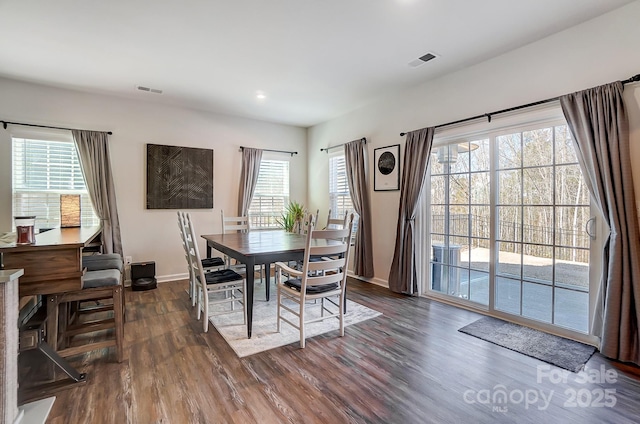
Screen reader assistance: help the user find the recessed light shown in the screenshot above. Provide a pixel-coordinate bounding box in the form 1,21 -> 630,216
256,90 -> 267,100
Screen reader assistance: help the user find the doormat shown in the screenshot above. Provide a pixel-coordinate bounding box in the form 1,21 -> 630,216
459,316 -> 596,372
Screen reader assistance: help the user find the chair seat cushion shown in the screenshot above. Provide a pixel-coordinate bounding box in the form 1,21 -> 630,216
202,256 -> 225,268
284,278 -> 339,294
83,269 -> 121,288
83,254 -> 124,272
201,269 -> 243,285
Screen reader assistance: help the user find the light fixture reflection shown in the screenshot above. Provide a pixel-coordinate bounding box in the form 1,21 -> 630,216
435,142 -> 478,164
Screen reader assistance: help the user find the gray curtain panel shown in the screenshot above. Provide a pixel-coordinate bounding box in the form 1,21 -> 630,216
237,148 -> 263,216
72,130 -> 123,256
388,127 -> 435,294
560,81 -> 640,365
344,138 -> 374,278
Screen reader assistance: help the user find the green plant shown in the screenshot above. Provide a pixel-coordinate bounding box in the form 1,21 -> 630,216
277,201 -> 307,232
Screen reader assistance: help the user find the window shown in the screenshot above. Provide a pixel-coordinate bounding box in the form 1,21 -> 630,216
12,137 -> 98,230
329,155 -> 353,219
329,154 -> 359,241
248,159 -> 289,228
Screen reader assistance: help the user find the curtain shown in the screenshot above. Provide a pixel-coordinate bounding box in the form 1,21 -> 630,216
344,138 -> 374,278
72,130 -> 123,256
388,127 -> 435,294
237,148 -> 263,216
560,81 -> 640,365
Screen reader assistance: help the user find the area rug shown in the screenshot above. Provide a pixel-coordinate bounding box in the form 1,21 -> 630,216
459,316 -> 596,372
208,284 -> 382,357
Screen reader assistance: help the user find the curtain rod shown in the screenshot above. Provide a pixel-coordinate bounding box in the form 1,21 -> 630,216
239,146 -> 297,156
399,73 -> 640,137
320,137 -> 366,153
0,120 -> 113,135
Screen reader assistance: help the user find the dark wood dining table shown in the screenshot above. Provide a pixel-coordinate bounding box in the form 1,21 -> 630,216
201,230 -> 309,338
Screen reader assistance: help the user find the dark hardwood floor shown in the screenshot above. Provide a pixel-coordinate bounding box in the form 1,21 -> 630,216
43,278 -> 640,424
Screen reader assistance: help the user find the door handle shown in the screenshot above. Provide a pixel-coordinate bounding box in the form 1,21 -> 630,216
585,217 -> 596,240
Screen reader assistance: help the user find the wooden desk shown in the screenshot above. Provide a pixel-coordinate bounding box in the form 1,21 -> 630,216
0,226 -> 101,350
202,230 -> 309,339
0,227 -> 99,402
0,226 -> 102,298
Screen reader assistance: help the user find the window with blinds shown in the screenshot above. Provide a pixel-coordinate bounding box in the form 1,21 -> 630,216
329,155 -> 353,218
12,138 -> 99,230
248,159 -> 289,229
329,154 -> 358,242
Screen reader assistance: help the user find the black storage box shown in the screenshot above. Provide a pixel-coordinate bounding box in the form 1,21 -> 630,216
131,261 -> 157,291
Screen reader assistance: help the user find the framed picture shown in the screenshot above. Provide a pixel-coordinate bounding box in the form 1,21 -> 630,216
146,144 -> 214,209
374,144 -> 400,191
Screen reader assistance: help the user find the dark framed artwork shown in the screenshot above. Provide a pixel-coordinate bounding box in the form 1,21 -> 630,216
374,144 -> 400,191
146,143 -> 214,209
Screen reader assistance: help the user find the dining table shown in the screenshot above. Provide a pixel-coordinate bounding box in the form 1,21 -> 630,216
201,230 -> 309,338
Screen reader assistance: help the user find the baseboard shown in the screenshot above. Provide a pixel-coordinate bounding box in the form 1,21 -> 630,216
125,272 -> 188,286
141,272 -> 389,288
347,272 -> 389,288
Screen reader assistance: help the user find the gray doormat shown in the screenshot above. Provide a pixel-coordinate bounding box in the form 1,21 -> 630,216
459,316 -> 596,372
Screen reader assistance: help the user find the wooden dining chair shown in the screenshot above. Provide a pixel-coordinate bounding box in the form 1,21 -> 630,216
275,213 -> 354,348
185,213 -> 246,332
324,209 -> 349,229
178,211 -> 225,306
220,211 -> 264,283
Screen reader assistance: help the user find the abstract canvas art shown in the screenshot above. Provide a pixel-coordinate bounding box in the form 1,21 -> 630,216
146,144 -> 213,209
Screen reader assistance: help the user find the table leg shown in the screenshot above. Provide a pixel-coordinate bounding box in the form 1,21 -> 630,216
245,258 -> 255,338
206,244 -> 212,259
265,262 -> 271,301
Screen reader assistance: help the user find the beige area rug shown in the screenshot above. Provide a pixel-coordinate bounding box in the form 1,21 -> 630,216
208,283 -> 382,357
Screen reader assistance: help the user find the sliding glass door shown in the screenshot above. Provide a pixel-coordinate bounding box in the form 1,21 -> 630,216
425,114 -> 599,339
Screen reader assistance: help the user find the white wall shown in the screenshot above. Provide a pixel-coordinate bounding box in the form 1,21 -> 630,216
0,80 -> 307,280
308,1 -> 640,287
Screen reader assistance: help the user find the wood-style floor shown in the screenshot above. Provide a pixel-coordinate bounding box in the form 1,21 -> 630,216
43,279 -> 640,424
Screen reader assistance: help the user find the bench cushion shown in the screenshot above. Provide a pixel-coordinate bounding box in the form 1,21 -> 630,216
83,269 -> 121,289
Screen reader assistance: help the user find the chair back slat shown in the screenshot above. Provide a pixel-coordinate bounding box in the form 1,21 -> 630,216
306,257 -> 347,272
305,270 -> 345,287
221,211 -> 250,233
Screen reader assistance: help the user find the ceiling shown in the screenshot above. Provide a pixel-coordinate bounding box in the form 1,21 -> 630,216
0,0 -> 633,127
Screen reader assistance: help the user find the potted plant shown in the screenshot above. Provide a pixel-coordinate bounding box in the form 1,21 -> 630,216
278,201 -> 306,233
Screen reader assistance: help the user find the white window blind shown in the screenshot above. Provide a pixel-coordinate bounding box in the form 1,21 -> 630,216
329,155 -> 353,219
329,154 -> 359,242
12,138 -> 99,230
248,159 -> 289,229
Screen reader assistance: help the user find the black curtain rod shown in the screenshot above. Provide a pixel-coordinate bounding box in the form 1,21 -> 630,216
320,137 -> 366,153
399,73 -> 640,137
239,146 -> 297,156
0,120 -> 113,135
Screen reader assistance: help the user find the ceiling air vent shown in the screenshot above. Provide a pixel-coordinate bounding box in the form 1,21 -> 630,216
408,52 -> 438,68
136,85 -> 163,94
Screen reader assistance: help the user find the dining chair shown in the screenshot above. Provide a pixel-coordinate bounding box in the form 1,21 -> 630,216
220,211 -> 264,283
178,212 -> 225,306
324,209 -> 349,229
185,213 -> 246,332
275,213 -> 354,348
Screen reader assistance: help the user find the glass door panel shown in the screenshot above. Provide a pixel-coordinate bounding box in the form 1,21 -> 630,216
427,122 -> 595,339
